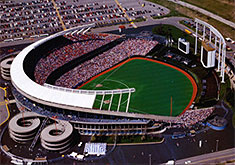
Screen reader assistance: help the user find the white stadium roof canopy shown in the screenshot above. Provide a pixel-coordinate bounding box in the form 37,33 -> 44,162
11,24 -> 96,109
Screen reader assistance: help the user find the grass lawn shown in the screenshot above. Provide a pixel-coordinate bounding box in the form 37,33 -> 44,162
80,58 -> 197,116
181,0 -> 235,22
148,0 -> 235,39
92,135 -> 163,144
152,24 -> 195,43
152,24 -> 198,52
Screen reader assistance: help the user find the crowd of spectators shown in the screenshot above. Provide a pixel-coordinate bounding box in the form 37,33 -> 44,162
171,107 -> 214,128
34,33 -> 120,85
14,84 -> 214,131
55,39 -> 158,88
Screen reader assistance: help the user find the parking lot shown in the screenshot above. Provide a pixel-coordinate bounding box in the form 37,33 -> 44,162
0,0 -> 169,44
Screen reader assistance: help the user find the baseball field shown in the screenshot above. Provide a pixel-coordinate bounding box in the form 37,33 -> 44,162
80,57 -> 197,116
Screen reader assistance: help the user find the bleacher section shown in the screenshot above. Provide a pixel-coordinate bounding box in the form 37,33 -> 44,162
55,39 -> 158,88
34,32 -> 120,85
23,35 -> 73,81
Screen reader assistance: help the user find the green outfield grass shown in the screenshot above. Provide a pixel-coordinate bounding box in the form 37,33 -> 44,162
80,58 -> 196,116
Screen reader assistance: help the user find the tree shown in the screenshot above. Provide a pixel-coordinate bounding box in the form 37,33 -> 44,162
90,135 -> 96,142
141,135 -> 146,141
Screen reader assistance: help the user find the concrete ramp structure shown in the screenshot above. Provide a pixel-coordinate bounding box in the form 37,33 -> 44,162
8,112 -> 42,143
40,120 -> 73,152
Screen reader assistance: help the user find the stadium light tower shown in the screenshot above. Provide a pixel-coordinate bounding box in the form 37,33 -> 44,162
194,18 -> 226,83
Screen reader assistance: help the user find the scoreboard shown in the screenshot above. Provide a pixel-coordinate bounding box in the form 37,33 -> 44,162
201,41 -> 216,68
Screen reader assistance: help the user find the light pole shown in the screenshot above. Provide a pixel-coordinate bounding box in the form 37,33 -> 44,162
149,154 -> 152,165
216,140 -> 219,152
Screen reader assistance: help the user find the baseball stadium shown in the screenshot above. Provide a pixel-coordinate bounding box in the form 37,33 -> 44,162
0,0 -> 234,164
6,19 -> 229,156
11,23 -> 198,119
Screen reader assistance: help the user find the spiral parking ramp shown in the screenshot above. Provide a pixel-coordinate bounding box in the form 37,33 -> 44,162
40,120 -> 73,152
0,57 -> 14,80
8,112 -> 41,143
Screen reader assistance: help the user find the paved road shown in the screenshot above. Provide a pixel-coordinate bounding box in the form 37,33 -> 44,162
0,36 -> 44,48
77,101 -> 234,165
1,16 -> 189,48
168,0 -> 235,29
93,15 -> 234,67
0,87 -> 9,126
92,16 -> 191,33
0,0 -> 169,46
175,147 -> 235,164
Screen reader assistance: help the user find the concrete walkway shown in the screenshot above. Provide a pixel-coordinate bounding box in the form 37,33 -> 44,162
92,16 -> 191,33
107,138 -> 165,146
168,0 -> 235,29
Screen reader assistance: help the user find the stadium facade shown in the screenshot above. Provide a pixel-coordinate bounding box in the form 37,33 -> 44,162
11,24 -> 169,138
